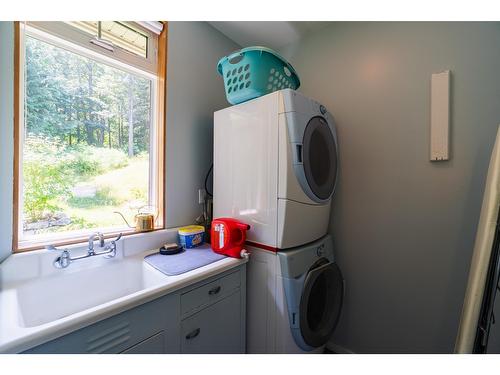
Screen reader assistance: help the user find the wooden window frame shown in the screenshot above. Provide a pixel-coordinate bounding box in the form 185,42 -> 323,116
12,21 -> 167,253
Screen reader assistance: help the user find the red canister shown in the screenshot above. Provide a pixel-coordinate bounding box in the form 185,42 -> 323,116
211,218 -> 250,258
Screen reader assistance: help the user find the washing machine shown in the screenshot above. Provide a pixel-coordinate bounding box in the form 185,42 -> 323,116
214,89 -> 338,250
246,234 -> 344,353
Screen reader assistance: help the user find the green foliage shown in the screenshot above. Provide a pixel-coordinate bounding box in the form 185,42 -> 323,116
68,186 -> 122,208
129,188 -> 147,203
65,145 -> 129,177
23,136 -> 72,221
35,216 -> 96,234
68,216 -> 94,229
22,135 -> 130,222
66,152 -> 101,176
23,165 -> 69,221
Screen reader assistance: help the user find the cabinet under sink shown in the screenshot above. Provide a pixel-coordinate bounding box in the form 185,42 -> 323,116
22,265 -> 246,354
181,291 -> 242,354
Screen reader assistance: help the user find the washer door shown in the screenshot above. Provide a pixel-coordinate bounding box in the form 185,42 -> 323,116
299,259 -> 344,348
298,116 -> 338,202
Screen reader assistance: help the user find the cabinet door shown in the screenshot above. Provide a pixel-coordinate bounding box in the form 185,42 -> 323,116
23,295 -> 171,354
121,331 -> 165,354
181,291 -> 242,354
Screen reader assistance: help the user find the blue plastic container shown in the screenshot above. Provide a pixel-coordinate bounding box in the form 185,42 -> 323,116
217,46 -> 301,105
178,225 -> 205,249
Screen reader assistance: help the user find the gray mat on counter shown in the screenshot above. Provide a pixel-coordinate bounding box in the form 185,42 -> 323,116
144,243 -> 226,276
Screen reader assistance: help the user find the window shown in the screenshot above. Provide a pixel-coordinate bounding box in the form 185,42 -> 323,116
13,21 -> 167,251
66,22 -> 149,58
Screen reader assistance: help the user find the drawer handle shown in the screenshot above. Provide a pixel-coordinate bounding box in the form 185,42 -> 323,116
185,328 -> 200,340
208,286 -> 221,295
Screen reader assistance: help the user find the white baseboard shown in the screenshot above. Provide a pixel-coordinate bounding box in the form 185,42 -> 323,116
326,341 -> 355,354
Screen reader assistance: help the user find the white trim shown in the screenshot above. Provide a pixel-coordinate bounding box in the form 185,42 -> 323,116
455,125 -> 500,353
27,21 -> 158,76
18,22 -> 27,245
26,25 -> 156,80
136,21 -> 164,35
148,79 -> 158,218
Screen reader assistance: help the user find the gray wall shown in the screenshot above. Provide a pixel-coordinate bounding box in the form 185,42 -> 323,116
280,22 -> 500,353
165,22 -> 239,227
0,22 -> 14,263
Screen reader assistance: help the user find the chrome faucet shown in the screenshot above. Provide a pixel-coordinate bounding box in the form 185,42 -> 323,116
88,232 -> 105,256
48,232 -> 123,269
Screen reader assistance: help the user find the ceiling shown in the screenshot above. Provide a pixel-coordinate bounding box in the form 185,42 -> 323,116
208,21 -> 331,50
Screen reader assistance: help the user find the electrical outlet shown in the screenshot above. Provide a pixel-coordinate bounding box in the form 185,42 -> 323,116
198,188 -> 206,204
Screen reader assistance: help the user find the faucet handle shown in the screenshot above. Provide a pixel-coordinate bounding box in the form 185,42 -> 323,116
102,233 -> 123,259
113,233 -> 123,242
107,233 -> 123,249
97,232 -> 105,248
54,250 -> 71,269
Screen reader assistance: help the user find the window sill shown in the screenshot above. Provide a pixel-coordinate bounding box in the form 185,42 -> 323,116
9,227 -> 182,262
15,226 -> 167,253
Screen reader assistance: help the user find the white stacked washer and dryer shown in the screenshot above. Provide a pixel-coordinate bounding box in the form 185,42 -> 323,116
214,89 -> 344,353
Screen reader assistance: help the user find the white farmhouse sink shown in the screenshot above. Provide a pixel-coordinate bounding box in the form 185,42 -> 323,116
0,229 -> 245,354
16,258 -> 166,327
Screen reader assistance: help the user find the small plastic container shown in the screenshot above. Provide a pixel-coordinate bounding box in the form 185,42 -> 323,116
217,46 -> 301,105
178,225 -> 205,249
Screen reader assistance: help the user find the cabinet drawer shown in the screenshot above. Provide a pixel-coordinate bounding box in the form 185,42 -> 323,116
181,291 -> 242,354
181,271 -> 240,317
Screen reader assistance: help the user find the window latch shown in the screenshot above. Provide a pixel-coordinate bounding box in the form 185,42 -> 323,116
90,37 -> 114,52
90,21 -> 114,52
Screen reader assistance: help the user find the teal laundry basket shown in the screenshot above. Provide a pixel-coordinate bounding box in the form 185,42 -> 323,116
217,46 -> 301,105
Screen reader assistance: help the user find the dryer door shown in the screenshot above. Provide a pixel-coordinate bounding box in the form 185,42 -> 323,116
297,116 -> 338,203
299,259 -> 344,348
